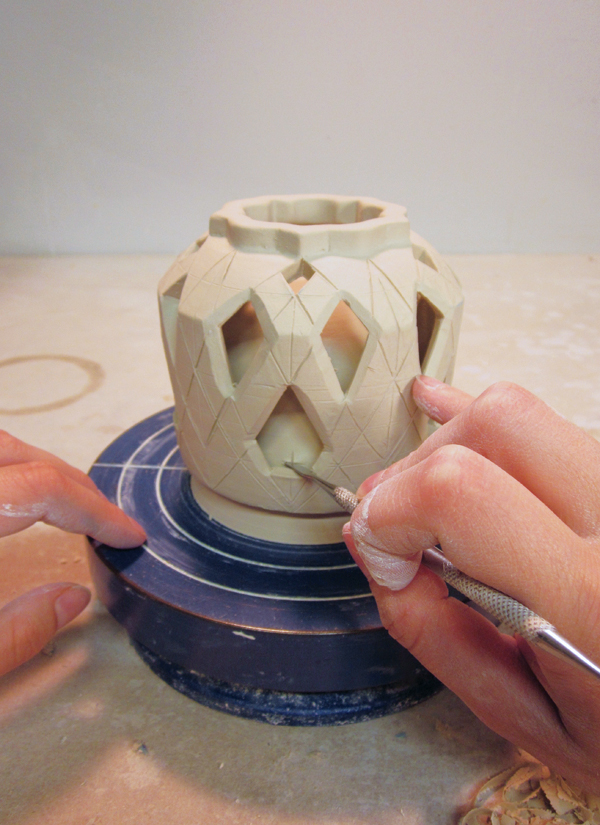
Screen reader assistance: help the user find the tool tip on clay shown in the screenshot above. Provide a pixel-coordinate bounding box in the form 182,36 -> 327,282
284,461 -> 315,478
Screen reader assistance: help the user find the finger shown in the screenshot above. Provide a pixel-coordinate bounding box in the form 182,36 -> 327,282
365,382 -> 600,537
412,375 -> 474,423
0,430 -> 100,494
344,506 -> 422,590
348,444 -> 600,652
0,462 -> 146,547
0,583 -> 91,678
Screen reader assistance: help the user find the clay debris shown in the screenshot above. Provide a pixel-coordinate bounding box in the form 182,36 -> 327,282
460,762 -> 600,825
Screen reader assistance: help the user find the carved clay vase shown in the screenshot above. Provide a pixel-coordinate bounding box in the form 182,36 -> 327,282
158,195 -> 462,520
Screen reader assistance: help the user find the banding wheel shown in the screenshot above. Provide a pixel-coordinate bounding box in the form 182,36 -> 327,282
88,408 -> 442,726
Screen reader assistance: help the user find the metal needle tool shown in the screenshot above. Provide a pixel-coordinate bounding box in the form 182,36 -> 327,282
285,461 -> 600,680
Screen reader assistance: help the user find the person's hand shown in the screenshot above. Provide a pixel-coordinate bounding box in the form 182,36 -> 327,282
0,431 -> 145,678
343,377 -> 600,792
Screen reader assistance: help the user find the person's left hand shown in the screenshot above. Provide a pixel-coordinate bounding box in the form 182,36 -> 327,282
0,431 -> 146,678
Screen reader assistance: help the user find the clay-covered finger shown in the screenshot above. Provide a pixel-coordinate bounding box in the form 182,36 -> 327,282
412,375 -> 475,423
0,461 -> 146,546
0,583 -> 91,678
348,444 -> 600,652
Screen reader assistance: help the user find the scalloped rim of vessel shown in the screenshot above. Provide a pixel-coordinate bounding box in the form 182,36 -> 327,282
208,194 -> 411,259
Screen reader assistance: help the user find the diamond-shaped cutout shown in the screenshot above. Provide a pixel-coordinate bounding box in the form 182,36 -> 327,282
221,301 -> 264,386
320,301 -> 369,393
283,259 -> 315,295
256,387 -> 323,469
417,293 -> 443,368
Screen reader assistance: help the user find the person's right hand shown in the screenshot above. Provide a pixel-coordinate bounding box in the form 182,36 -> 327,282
0,431 -> 145,678
344,378 -> 600,793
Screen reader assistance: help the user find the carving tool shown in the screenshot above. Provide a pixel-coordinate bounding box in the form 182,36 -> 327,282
285,461 -> 600,680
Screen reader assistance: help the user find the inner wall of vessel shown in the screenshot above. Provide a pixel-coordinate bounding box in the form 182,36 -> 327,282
243,197 -> 383,226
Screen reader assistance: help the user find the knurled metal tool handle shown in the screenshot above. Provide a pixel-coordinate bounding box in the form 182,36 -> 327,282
421,547 -> 600,676
421,547 -> 549,641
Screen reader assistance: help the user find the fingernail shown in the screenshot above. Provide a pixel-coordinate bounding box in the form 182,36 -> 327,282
38,582 -> 71,596
118,513 -> 146,550
54,585 -> 91,630
351,490 -> 421,590
413,376 -> 448,420
130,518 -> 147,540
415,375 -> 444,389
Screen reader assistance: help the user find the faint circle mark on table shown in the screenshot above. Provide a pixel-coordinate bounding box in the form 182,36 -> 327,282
0,355 -> 105,415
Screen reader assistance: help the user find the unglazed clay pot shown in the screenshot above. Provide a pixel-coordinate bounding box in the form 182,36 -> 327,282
158,195 -> 462,520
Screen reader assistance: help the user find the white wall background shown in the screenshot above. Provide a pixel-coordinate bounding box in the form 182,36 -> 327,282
1,0 -> 598,255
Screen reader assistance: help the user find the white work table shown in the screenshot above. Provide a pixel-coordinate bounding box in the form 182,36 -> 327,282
1,254 -> 598,824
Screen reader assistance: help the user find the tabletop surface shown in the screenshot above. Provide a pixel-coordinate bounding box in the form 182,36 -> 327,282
1,253 -> 598,825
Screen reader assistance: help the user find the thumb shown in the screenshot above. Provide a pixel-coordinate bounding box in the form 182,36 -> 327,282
0,582 -> 91,677
346,486 -> 422,590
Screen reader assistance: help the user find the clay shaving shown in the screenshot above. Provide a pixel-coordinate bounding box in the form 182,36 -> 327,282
460,762 -> 600,825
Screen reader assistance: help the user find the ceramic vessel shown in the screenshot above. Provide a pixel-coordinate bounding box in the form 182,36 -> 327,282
158,195 -> 463,518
